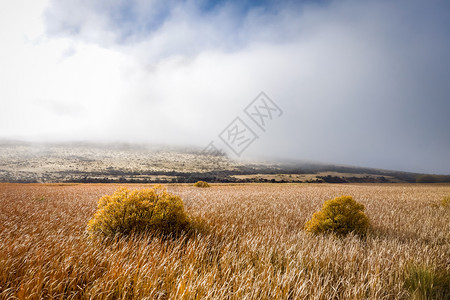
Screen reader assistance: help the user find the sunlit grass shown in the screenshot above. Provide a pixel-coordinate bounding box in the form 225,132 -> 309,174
0,183 -> 449,299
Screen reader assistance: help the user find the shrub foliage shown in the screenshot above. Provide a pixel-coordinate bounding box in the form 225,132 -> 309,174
305,195 -> 370,235
194,181 -> 210,188
87,186 -> 189,237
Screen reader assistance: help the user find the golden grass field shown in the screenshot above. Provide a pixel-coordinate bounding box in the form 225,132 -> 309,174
0,183 -> 449,299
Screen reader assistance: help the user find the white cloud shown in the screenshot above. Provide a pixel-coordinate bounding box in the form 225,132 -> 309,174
0,0 -> 449,173
0,0 -> 139,140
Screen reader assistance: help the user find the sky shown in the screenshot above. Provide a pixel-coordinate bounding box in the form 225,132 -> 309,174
0,0 -> 449,174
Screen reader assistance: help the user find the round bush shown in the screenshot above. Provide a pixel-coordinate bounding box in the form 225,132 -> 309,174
193,181 -> 210,188
87,186 -> 189,237
305,195 -> 370,236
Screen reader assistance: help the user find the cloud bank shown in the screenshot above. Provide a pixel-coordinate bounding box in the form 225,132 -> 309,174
0,0 -> 449,174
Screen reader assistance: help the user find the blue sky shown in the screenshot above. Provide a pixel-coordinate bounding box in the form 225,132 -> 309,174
0,0 -> 449,174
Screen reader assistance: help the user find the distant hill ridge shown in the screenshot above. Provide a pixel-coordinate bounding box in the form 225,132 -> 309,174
0,141 -> 448,184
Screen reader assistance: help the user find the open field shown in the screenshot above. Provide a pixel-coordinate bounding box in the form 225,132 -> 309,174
0,183 -> 449,299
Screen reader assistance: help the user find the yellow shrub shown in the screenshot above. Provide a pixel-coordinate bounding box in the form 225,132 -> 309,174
193,181 -> 210,188
441,196 -> 450,208
305,195 -> 370,236
87,186 -> 189,237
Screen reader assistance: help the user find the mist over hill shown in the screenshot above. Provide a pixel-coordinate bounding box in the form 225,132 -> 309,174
1,141 -> 448,184
2,0 -> 450,175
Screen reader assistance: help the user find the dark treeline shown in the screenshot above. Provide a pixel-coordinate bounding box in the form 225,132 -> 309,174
415,174 -> 450,183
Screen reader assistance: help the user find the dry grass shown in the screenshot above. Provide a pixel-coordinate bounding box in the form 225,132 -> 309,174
0,183 -> 449,299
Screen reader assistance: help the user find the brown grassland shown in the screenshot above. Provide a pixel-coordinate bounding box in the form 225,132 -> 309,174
0,183 -> 449,299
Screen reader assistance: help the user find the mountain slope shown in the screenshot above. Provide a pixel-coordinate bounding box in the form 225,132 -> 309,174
0,141 -> 448,183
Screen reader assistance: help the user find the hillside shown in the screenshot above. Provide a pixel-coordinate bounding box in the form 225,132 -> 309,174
0,141 -> 447,184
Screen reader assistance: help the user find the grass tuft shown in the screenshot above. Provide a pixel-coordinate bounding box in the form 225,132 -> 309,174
404,263 -> 450,299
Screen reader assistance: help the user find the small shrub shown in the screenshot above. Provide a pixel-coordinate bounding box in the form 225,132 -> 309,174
404,263 -> 450,299
194,181 -> 210,188
32,195 -> 46,202
305,195 -> 370,236
441,196 -> 450,208
87,186 -> 189,237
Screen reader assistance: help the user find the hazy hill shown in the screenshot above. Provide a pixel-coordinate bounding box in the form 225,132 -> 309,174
0,141 -> 448,184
